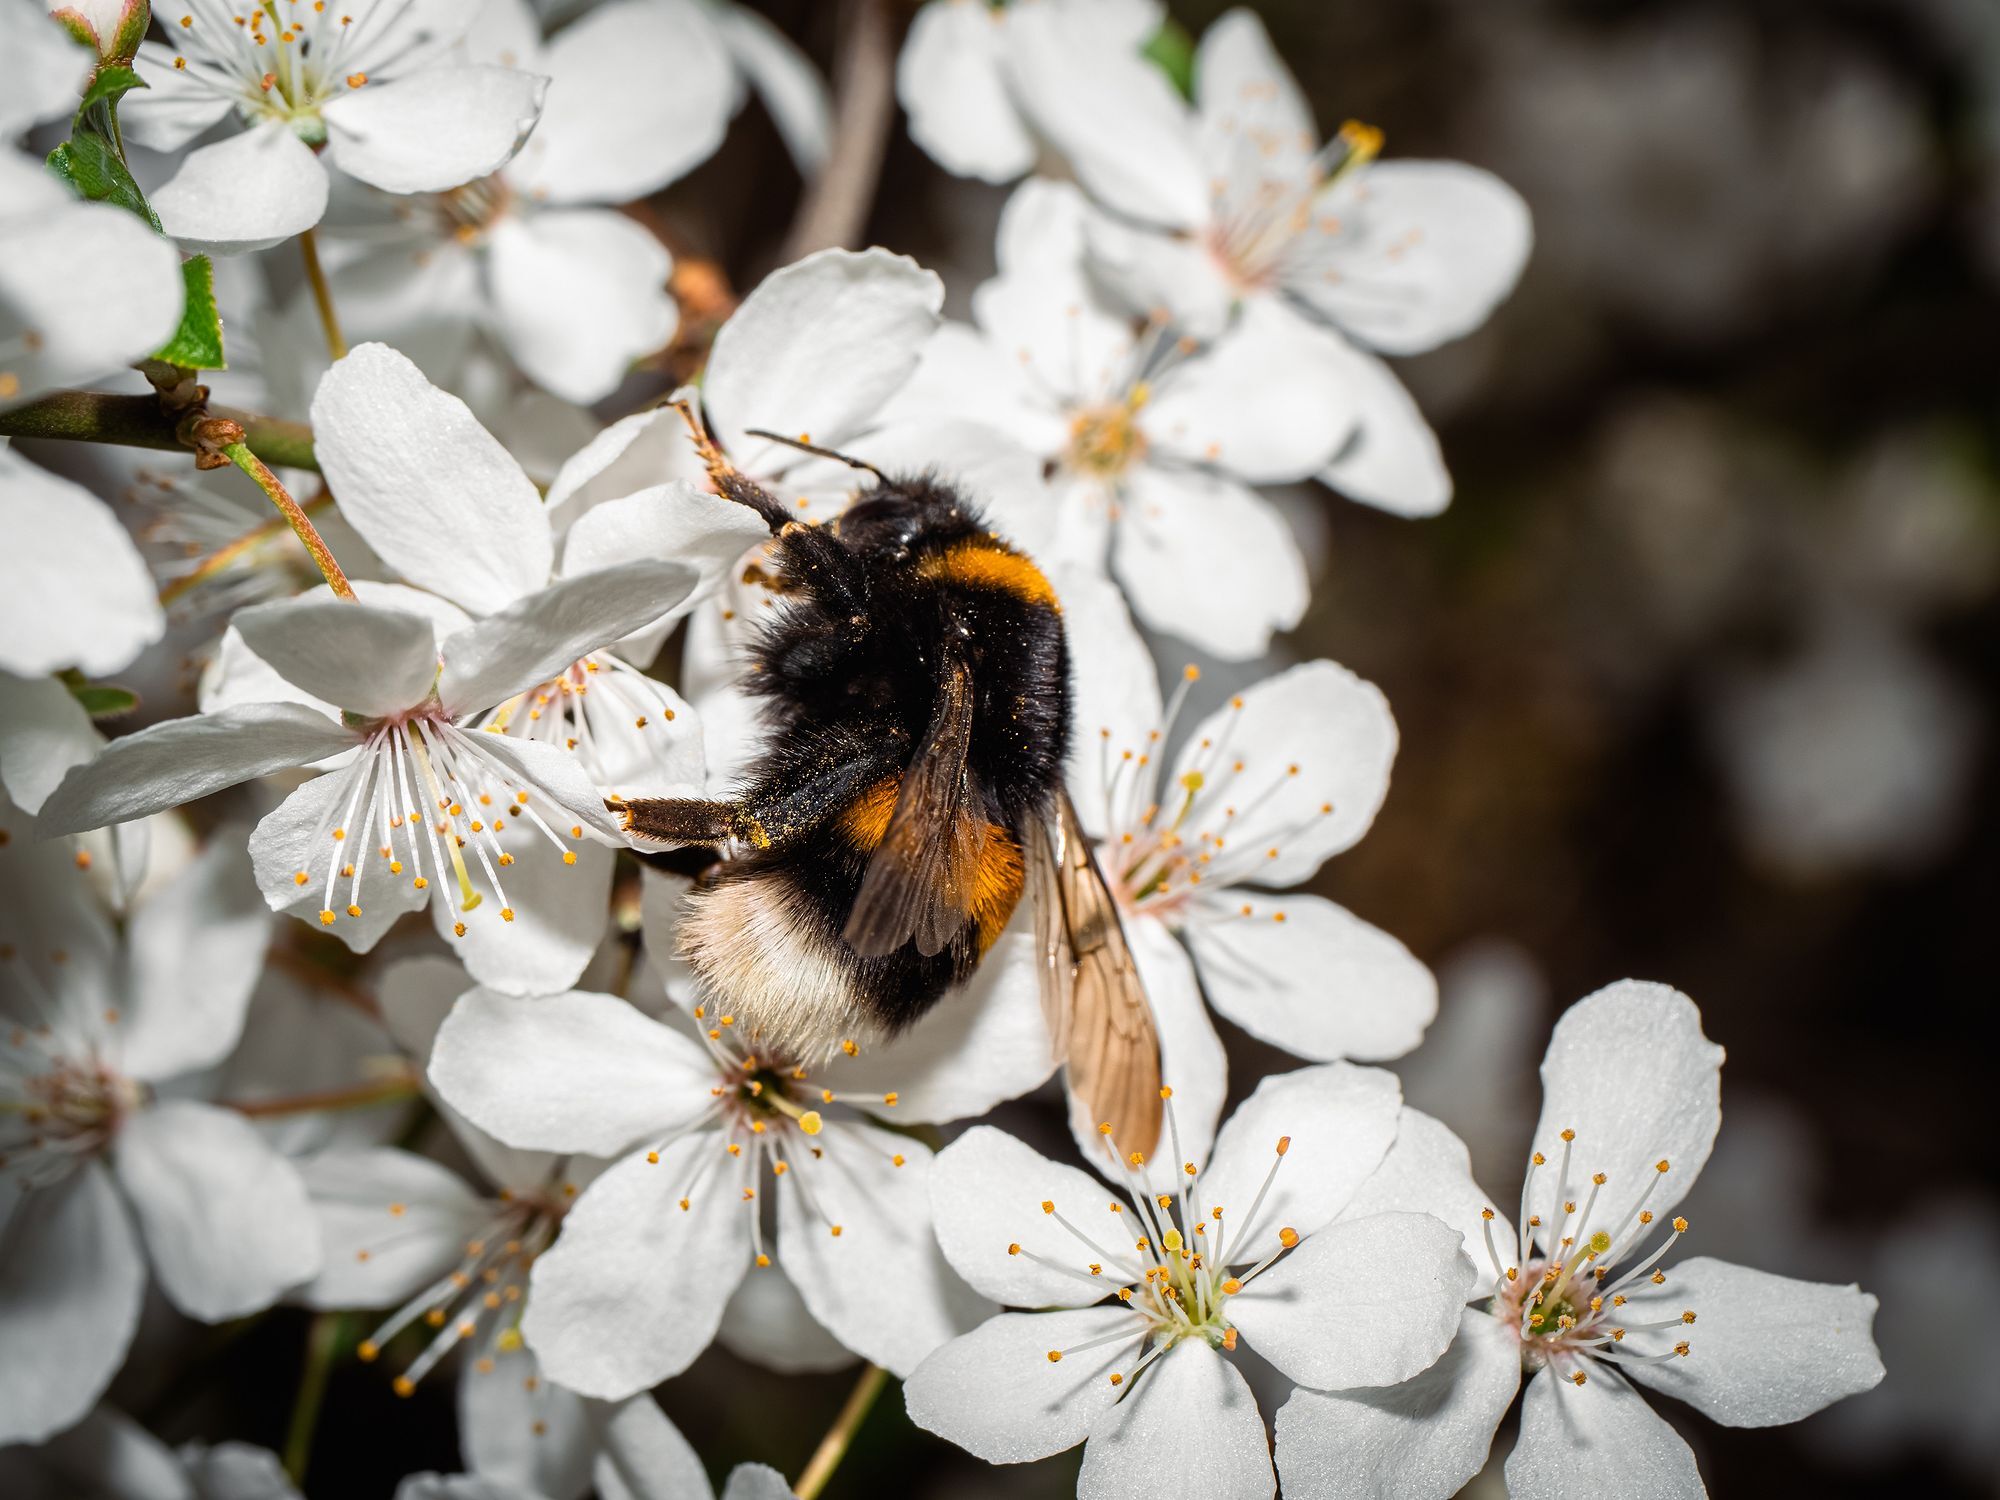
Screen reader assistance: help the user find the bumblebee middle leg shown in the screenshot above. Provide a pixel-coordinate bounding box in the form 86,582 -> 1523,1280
614,797 -> 770,849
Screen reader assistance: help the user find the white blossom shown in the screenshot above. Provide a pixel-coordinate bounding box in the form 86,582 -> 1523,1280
425,900 -> 1062,1398
906,1065 -> 1475,1497
1,150 -> 185,411
1273,981 -> 1884,1499
0,798 -> 317,1446
1010,8 -> 1532,516
884,179 -> 1354,659
123,0 -> 548,253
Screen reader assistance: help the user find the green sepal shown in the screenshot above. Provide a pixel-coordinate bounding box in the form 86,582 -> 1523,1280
46,133 -> 161,230
153,255 -> 228,370
59,673 -> 141,721
74,64 -> 147,125
1143,20 -> 1195,99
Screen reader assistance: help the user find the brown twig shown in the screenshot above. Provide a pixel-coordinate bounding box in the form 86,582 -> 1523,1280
779,0 -> 899,260
0,388 -> 319,472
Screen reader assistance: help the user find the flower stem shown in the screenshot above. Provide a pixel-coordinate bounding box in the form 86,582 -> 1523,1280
223,440 -> 355,599
224,1073 -> 420,1117
0,389 -> 318,471
794,1363 -> 890,1500
299,228 -> 348,362
780,0 -> 896,259
283,1310 -> 348,1486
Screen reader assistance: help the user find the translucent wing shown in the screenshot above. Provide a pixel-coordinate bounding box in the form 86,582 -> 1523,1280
1031,786 -> 1163,1157
842,658 -> 982,958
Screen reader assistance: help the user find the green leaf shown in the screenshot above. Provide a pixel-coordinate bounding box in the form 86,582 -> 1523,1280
74,64 -> 147,124
1143,20 -> 1196,99
46,134 -> 160,230
153,255 -> 228,370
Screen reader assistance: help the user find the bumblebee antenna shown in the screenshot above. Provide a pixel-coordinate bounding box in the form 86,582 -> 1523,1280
742,428 -> 888,484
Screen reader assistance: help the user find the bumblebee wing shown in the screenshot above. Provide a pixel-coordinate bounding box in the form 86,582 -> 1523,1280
1040,787 -> 1163,1157
1026,814 -> 1072,1057
842,657 -> 981,959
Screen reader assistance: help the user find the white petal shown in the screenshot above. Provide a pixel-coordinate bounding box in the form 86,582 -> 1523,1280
557,482 -> 770,662
507,0 -> 729,204
36,703 -> 355,836
22,1402 -> 193,1497
1340,1107 -> 1511,1274
1185,892 -> 1435,1063
718,1256 -> 856,1374
0,671 -> 99,817
120,44 -> 234,147
1167,658 -> 1397,885
231,596 -> 441,717
714,2 -> 832,177
522,1137 -> 750,1396
704,248 -> 944,462
1529,980 -> 1722,1253
718,1465 -> 791,1500
323,67 -> 547,194
1077,1338 -> 1273,1500
1273,1308 -> 1520,1500
119,831 -> 268,1081
545,408 -> 708,533
248,773 -> 428,953
435,560 -> 696,715
1316,341 -> 1451,518
459,1349 -> 592,1500
830,923 -> 1057,1124
929,1125 -> 1127,1310
903,1306 -> 1137,1464
1111,468 -> 1306,661
778,1126 -> 990,1377
1504,1364 -> 1705,1500
430,987 -> 717,1155
487,211 -> 676,405
1197,1062 -> 1402,1243
895,0 -> 1035,182
153,123 -> 331,255
590,1393 -> 714,1500
295,1147 -> 491,1309
0,12 -> 90,139
181,1440 -> 303,1499
1229,1211 -> 1475,1389
0,451 -> 163,676
1144,299 -> 1359,482
1620,1257 -> 1882,1427
1001,11 -> 1207,229
1059,569 -> 1162,834
311,341 -> 551,611
1194,10 -> 1316,157
0,199 -> 184,401
394,1475 -> 548,1500
1084,213 -> 1238,340
432,827 -> 613,998
0,1164 -> 144,1445
114,1099 -> 321,1320
1287,162 -> 1532,357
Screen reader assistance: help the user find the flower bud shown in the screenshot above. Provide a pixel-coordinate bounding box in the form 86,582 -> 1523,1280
50,0 -> 148,65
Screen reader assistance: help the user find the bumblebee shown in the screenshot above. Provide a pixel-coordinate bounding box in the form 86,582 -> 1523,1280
617,405 -> 1165,1153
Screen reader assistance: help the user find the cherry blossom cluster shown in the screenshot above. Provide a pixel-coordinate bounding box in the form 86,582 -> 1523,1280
1,1 -> 1883,1496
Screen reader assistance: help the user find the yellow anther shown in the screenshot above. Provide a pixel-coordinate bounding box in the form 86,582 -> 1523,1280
1276,1135 -> 1291,1155
1041,1200 -> 1055,1214
1570,1371 -> 1587,1387
1672,1217 -> 1688,1233
357,1340 -> 379,1361
1481,1208 -> 1496,1220
755,1253 -> 769,1267
798,1111 -> 823,1135
1221,1278 -> 1241,1295
1007,1243 -> 1021,1256
1046,1350 -> 1062,1363
319,909 -> 336,925
1099,1121 -> 1113,1135
346,903 -> 362,917
882,1092 -> 898,1107
393,1376 -> 415,1397
294,871 -> 309,886
1278,1227 -> 1299,1248
562,851 -> 576,865
1560,1128 -> 1575,1142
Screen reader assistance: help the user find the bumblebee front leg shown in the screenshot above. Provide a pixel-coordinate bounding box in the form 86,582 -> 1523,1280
613,797 -> 771,850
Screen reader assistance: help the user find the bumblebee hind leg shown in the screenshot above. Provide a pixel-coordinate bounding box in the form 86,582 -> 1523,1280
669,396 -> 791,531
614,796 -> 770,850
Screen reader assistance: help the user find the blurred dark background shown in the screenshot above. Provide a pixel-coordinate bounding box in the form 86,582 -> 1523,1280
97,0 -> 2000,1494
